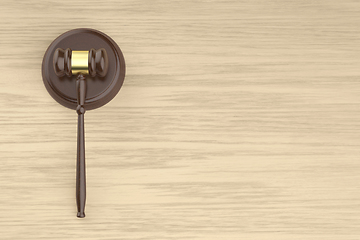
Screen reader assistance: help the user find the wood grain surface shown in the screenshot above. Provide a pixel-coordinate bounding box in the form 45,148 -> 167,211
0,0 -> 360,239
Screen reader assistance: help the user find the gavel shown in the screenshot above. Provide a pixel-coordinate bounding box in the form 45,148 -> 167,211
42,28 -> 126,218
53,48 -> 109,218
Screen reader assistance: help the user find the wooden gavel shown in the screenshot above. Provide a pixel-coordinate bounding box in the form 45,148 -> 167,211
53,48 -> 109,218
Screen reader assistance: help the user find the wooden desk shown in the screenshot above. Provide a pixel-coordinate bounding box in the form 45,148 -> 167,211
0,0 -> 359,239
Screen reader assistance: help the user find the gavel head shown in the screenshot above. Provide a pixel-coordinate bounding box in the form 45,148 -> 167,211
53,48 -> 108,78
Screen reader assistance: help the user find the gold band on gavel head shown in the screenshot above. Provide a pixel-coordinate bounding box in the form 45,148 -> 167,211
71,51 -> 89,75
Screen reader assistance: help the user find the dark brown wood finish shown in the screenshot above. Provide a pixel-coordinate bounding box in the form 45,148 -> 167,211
42,29 -> 126,218
76,74 -> 86,218
42,28 -> 126,111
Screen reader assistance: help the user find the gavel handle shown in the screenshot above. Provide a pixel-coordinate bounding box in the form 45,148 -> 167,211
76,74 -> 86,218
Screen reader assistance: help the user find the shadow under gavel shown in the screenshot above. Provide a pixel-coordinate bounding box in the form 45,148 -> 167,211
53,48 -> 108,218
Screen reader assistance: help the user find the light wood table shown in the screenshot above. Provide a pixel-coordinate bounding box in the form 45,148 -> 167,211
0,1 -> 359,239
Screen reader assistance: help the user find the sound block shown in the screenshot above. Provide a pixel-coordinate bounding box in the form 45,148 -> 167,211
42,28 -> 126,110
